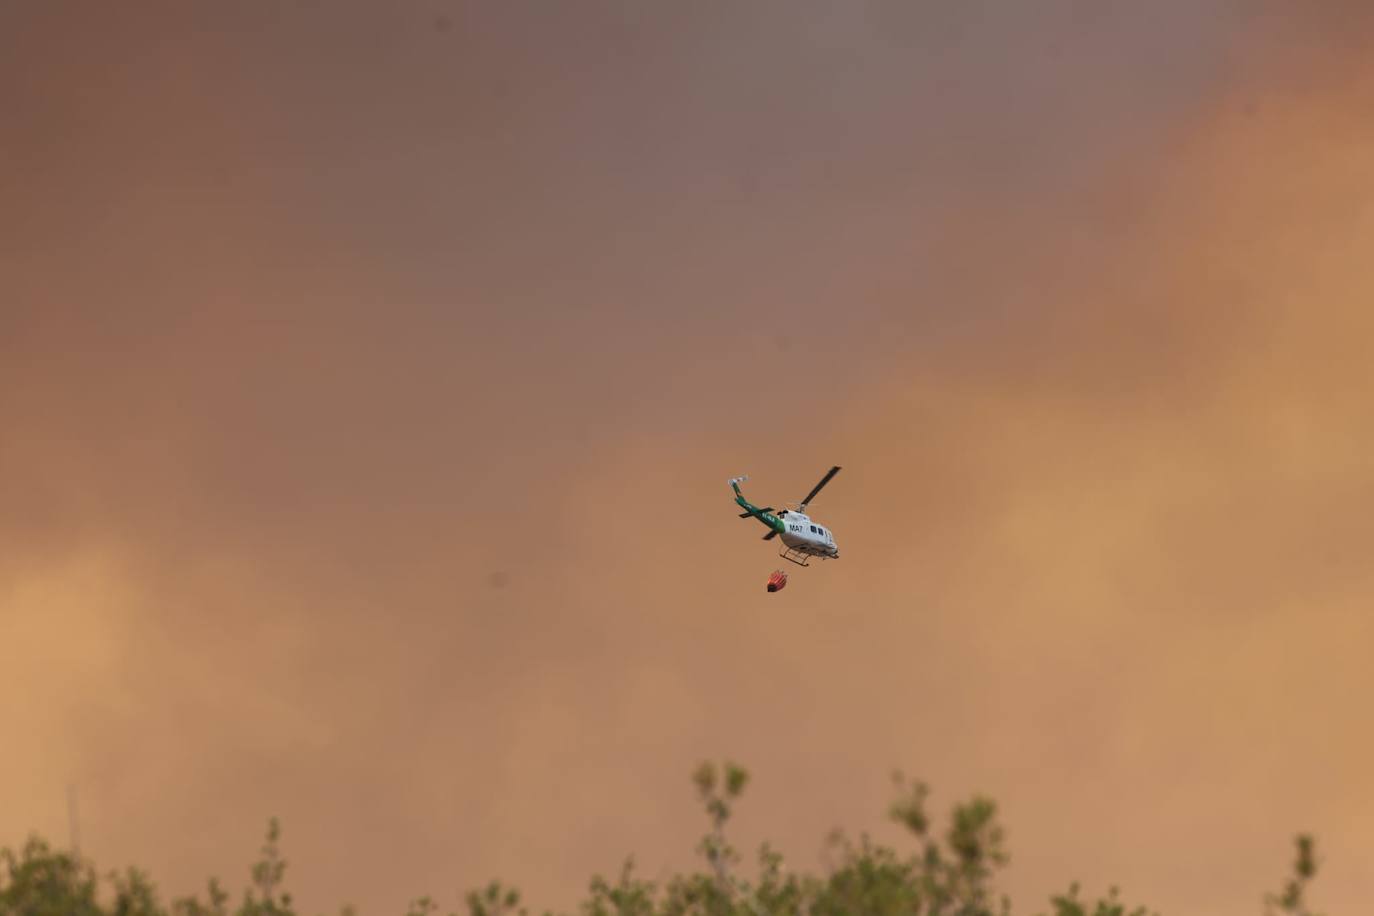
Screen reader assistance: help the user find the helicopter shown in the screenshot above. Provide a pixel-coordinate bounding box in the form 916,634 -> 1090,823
729,466 -> 841,567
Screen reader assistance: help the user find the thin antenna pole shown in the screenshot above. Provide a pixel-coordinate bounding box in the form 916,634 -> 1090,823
67,783 -> 80,858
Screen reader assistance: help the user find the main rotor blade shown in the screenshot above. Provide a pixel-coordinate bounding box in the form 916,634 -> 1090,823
797,465 -> 841,510
739,507 -> 774,518
762,530 -> 779,540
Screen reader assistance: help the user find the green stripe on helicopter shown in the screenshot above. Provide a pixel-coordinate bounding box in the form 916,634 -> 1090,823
735,498 -> 786,532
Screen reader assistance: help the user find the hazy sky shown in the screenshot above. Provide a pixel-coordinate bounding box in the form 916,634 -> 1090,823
5,2 -> 1374,914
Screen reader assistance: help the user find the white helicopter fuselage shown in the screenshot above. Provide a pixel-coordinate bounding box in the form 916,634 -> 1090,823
778,511 -> 839,558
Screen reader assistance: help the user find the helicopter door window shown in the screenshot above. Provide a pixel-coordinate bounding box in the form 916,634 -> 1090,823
809,525 -> 817,533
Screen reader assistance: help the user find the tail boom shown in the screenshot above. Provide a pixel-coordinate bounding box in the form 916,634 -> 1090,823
729,475 -> 785,536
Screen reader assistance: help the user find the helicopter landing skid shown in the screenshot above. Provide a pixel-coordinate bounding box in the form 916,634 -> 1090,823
779,545 -> 812,567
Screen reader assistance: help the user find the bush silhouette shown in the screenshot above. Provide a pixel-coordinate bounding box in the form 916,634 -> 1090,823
0,762 -> 1321,916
